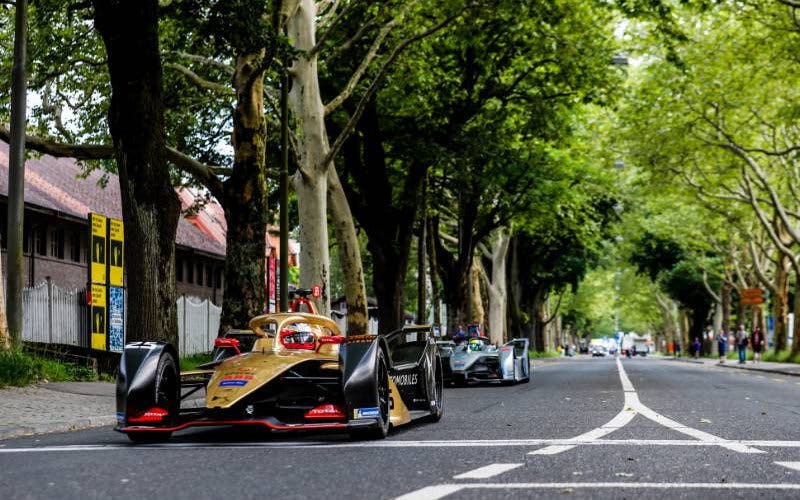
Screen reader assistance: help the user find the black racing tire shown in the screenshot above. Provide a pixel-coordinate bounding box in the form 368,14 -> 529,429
427,356 -> 444,422
521,357 -> 531,383
349,348 -> 391,440
126,351 -> 179,445
502,356 -> 517,386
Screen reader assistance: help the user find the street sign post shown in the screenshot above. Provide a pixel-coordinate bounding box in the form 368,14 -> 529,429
740,288 -> 764,306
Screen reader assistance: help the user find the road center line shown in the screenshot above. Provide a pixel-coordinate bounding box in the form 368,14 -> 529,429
453,463 -> 523,479
530,358 -> 763,455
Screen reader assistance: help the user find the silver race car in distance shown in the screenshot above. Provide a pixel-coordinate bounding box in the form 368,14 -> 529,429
448,337 -> 530,386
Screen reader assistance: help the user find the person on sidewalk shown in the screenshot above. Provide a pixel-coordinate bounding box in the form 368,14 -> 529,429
751,326 -> 764,363
735,324 -> 749,364
674,339 -> 681,358
693,337 -> 701,359
717,328 -> 727,364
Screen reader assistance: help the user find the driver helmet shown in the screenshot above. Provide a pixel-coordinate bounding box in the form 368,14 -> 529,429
468,338 -> 483,351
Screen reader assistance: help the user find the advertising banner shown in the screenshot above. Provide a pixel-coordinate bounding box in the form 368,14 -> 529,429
89,213 -> 107,285
108,218 -> 124,287
108,286 -> 125,352
91,283 -> 107,350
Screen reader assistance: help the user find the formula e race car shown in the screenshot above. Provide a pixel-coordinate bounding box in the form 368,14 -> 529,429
448,337 -> 530,385
115,314 -> 444,443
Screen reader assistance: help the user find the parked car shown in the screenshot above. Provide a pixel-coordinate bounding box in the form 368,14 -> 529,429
590,345 -> 608,357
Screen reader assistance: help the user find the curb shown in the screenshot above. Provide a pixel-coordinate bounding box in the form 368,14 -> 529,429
668,356 -> 800,378
0,415 -> 116,441
717,363 -> 800,378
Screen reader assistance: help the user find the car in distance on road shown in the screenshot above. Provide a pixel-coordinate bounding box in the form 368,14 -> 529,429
115,314 -> 444,443
448,336 -> 530,385
590,344 -> 608,357
436,340 -> 456,384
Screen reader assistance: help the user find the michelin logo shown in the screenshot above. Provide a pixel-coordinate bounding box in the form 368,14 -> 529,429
354,407 -> 381,419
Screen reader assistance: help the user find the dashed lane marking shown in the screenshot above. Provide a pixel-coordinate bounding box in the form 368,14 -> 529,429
453,463 -> 523,479
396,482 -> 800,499
776,462 -> 800,472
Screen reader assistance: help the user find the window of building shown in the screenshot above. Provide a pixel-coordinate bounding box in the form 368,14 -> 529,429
70,232 -> 81,262
215,268 -> 223,290
176,257 -> 184,282
35,227 -> 47,256
50,229 -> 65,259
22,224 -> 30,254
186,259 -> 194,284
205,264 -> 213,287
196,262 -> 204,287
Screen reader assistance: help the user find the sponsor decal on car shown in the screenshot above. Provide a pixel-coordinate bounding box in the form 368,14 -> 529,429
354,407 -> 381,419
454,361 -> 465,367
392,373 -> 419,386
219,374 -> 254,387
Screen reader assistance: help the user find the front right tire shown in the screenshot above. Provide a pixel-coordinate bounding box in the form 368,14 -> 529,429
349,348 -> 390,440
126,351 -> 178,445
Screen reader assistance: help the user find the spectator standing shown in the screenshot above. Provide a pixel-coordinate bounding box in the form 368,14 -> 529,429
751,326 -> 765,363
717,329 -> 727,364
692,337 -> 701,359
735,324 -> 749,364
674,339 -> 682,358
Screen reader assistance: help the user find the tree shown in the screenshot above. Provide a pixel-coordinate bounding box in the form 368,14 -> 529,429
90,0 -> 180,346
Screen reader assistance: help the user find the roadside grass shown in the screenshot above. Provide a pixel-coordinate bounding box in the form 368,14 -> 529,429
528,350 -> 562,358
0,349 -> 96,388
180,352 -> 214,371
762,350 -> 800,364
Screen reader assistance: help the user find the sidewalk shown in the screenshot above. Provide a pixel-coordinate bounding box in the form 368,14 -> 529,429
0,382 -> 117,440
669,356 -> 800,377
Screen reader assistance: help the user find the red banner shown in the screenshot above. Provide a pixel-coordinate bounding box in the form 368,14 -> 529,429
268,256 -> 277,313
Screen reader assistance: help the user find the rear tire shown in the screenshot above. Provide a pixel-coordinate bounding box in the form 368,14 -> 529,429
349,348 -> 390,440
521,357 -> 531,383
427,356 -> 444,422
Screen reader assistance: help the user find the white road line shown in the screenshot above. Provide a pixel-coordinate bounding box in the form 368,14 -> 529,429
2,439 -> 799,453
531,357 -> 763,455
397,482 -> 800,497
776,462 -> 800,472
453,463 -> 523,479
395,485 -> 464,500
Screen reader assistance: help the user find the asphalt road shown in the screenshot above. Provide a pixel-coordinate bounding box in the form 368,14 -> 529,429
3,356 -> 800,499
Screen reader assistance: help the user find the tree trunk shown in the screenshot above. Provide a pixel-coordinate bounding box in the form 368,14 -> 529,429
327,168 -> 368,334
0,241 -> 9,349
486,230 -> 510,345
773,256 -> 789,351
417,215 -> 427,325
792,273 -> 800,355
469,260 -> 484,324
92,0 -> 180,348
427,217 -> 441,332
220,52 -> 268,330
288,0 -> 368,323
721,281 -> 732,334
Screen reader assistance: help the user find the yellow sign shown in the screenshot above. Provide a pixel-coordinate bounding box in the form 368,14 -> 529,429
109,218 -> 124,287
90,213 -> 107,284
91,283 -> 107,350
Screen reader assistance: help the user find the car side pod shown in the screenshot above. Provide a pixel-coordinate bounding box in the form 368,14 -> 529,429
340,334 -> 391,439
116,342 -> 180,441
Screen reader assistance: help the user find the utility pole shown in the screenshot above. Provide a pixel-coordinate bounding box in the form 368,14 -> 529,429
279,55 -> 289,313
7,0 -> 29,348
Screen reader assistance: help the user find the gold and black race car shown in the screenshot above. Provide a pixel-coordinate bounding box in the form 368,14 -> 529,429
115,313 -> 444,443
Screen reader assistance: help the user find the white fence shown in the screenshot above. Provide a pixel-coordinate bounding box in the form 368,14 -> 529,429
23,280 -> 87,346
177,295 -> 222,356
21,282 -> 220,356
332,314 -> 379,335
